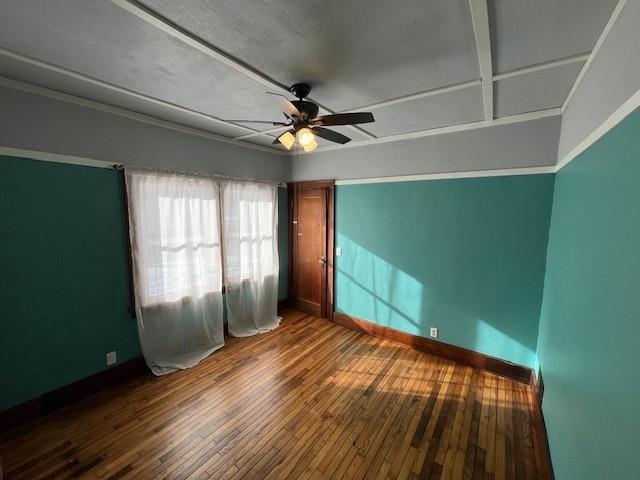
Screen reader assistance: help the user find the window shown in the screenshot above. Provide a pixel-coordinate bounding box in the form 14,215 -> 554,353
222,180 -> 278,286
126,171 -> 223,306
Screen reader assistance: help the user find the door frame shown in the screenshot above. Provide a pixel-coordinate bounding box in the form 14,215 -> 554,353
287,180 -> 335,321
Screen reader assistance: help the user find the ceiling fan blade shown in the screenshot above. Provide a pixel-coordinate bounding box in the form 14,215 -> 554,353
312,127 -> 351,144
266,91 -> 302,119
311,112 -> 375,126
225,119 -> 289,125
283,99 -> 302,119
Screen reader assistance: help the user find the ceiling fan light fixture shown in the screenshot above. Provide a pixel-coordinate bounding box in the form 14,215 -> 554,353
302,138 -> 318,153
297,127 -> 315,147
277,131 -> 295,150
228,84 -> 375,150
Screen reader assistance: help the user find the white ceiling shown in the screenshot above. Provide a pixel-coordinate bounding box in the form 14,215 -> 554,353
0,0 -> 620,154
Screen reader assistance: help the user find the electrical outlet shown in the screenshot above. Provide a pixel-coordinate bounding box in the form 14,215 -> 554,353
336,247 -> 342,257
429,327 -> 438,339
106,351 -> 117,366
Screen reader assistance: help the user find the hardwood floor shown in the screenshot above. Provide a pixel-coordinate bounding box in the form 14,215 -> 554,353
0,309 -> 547,479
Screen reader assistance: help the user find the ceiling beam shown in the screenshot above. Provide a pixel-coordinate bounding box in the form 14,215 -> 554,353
469,0 -> 493,121
345,80 -> 481,113
494,53 -> 590,81
562,0 -> 627,113
108,0 -> 376,140
235,125 -> 288,141
109,0 -> 285,96
293,108 -> 561,155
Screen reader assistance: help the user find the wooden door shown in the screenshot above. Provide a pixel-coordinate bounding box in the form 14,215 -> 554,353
289,181 -> 334,319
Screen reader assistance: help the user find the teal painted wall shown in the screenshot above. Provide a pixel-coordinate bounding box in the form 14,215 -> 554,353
335,175 -> 555,368
0,156 -> 289,411
537,108 -> 640,479
0,156 -> 141,410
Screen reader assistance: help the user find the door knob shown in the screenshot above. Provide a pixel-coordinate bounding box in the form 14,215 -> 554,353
318,256 -> 326,266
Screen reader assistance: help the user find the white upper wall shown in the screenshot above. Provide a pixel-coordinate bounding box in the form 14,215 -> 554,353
0,85 -> 287,181
558,0 -> 640,163
290,115 -> 560,181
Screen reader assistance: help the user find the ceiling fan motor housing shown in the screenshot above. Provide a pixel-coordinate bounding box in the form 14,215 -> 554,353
291,100 -> 319,123
289,82 -> 312,99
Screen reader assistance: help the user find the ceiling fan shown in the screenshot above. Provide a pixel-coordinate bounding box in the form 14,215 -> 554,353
225,83 -> 375,152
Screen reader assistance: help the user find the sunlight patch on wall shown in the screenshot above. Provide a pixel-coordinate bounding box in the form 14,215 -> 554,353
336,233 -> 423,331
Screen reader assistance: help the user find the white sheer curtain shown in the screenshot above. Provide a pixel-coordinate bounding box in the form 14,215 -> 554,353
125,169 -> 224,375
222,180 -> 280,337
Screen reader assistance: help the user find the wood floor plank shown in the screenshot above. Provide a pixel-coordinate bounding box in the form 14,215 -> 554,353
0,309 -> 547,479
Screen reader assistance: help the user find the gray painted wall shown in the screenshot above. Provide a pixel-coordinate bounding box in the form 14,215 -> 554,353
558,0 -> 640,160
0,85 -> 288,182
290,116 -> 561,181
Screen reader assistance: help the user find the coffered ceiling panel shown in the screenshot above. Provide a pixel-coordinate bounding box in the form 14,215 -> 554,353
139,0 -> 481,110
489,0 -> 618,73
363,85 -> 484,137
0,0 -> 283,125
0,55 -> 255,139
494,61 -> 585,118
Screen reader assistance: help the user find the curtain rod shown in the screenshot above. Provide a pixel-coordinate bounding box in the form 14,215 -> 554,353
113,163 -> 286,187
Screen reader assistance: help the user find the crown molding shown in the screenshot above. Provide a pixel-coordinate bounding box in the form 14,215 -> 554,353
334,165 -> 556,185
0,146 -> 116,169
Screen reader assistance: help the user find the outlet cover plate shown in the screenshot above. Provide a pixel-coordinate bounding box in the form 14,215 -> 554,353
106,351 -> 117,366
